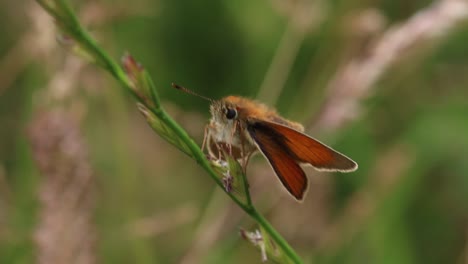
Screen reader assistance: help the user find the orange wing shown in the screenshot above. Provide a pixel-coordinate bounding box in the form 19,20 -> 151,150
248,120 -> 358,172
247,123 -> 308,200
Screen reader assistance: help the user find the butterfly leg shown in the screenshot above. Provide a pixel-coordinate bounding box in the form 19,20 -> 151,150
237,122 -> 252,173
201,125 -> 209,153
204,124 -> 223,161
227,120 -> 239,156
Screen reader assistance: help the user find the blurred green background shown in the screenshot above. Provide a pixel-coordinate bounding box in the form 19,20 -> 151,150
1,0 -> 468,263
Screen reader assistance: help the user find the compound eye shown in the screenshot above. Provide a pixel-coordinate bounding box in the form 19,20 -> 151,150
225,108 -> 237,120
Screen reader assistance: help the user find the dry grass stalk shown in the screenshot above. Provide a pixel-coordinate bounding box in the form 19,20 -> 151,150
29,111 -> 96,264
310,0 -> 468,131
308,0 -> 468,251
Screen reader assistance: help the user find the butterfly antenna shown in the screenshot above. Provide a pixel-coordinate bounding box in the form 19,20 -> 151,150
172,83 -> 214,102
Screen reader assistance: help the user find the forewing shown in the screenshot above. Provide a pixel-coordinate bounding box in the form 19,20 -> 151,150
249,120 -> 358,172
247,124 -> 308,200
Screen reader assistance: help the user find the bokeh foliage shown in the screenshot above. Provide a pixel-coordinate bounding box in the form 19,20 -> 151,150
0,0 -> 467,263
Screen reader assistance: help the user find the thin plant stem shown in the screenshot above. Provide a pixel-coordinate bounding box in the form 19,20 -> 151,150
35,0 -> 303,262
